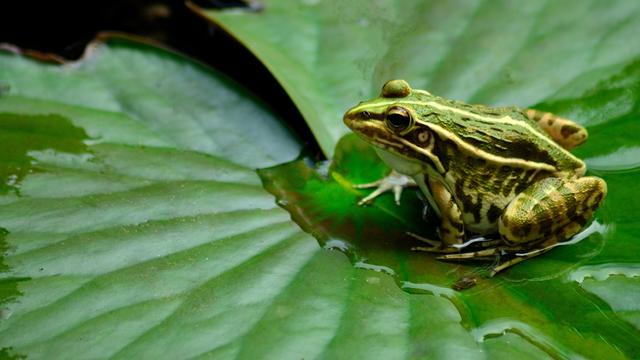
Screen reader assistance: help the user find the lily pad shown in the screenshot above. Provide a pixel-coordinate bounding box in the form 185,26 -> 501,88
2,4 -> 640,358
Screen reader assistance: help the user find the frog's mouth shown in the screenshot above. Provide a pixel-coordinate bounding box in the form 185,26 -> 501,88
371,136 -> 404,150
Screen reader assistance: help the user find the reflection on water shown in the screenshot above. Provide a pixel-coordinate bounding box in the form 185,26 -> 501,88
585,147 -> 640,171
470,319 -> 584,359
0,113 -> 89,195
516,220 -> 609,256
401,281 -> 456,297
354,261 -> 395,276
568,263 -> 640,283
323,238 -> 351,252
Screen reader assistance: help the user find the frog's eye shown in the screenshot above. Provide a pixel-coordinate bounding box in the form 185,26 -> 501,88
385,106 -> 413,133
362,111 -> 372,119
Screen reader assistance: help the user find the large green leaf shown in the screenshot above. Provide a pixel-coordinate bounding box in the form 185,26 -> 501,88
2,4 -> 640,358
0,35 -> 326,358
194,0 -> 640,156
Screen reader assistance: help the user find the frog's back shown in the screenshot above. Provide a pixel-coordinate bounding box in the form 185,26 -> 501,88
415,95 -> 584,175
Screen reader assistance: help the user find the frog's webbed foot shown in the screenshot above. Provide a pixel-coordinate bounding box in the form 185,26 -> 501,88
489,248 -> 554,276
436,245 -> 523,275
438,247 -> 503,260
354,169 -> 416,206
411,234 -> 548,275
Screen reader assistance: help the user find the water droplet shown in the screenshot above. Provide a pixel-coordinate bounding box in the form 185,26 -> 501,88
401,281 -> 456,298
5,174 -> 17,187
354,261 -> 395,276
323,238 -> 351,252
366,276 -> 380,284
470,319 -> 582,358
586,146 -> 640,171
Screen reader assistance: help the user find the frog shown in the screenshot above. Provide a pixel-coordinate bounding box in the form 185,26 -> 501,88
343,79 -> 607,275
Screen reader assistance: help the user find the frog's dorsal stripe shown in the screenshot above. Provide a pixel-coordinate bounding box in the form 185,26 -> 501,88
412,89 -> 432,96
348,99 -> 583,171
397,124 -> 557,172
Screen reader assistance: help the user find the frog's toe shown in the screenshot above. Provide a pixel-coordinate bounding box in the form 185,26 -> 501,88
356,184 -> 392,206
437,247 -> 502,260
489,246 -> 554,276
406,231 -> 440,246
354,170 -> 416,206
411,245 -> 459,254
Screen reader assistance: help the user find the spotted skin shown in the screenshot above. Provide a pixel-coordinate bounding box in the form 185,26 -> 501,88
499,176 -> 607,244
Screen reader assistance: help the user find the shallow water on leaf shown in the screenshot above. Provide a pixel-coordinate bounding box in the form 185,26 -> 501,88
0,113 -> 89,195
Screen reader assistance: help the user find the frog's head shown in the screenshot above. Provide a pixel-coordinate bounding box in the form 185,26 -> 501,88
344,79 -> 441,168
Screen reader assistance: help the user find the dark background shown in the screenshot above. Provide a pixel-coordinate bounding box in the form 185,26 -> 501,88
0,0 -> 320,158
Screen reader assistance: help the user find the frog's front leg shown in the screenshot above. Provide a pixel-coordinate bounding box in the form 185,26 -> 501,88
354,169 -> 417,206
525,109 -> 588,150
411,178 -> 465,251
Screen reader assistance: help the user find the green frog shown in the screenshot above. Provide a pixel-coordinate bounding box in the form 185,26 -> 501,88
343,79 -> 607,275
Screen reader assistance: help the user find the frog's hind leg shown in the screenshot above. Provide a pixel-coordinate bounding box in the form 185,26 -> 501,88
499,176 -> 606,245
525,109 -> 588,150
493,176 -> 607,274
489,224 -> 586,276
438,247 -> 501,260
